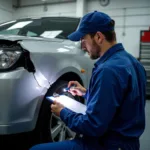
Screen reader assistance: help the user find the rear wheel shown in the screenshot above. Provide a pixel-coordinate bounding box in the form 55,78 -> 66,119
33,80 -> 83,145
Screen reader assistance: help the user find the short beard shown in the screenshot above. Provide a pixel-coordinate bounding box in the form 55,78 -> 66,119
90,39 -> 100,60
90,54 -> 99,60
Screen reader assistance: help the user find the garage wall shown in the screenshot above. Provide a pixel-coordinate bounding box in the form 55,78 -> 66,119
0,0 -> 13,23
13,0 -> 76,19
87,0 -> 150,58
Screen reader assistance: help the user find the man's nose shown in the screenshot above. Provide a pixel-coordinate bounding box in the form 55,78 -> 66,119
81,41 -> 86,51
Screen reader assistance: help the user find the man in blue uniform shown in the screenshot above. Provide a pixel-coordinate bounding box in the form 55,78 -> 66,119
30,11 -> 147,150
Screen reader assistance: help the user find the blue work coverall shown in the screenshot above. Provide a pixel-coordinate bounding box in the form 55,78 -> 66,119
30,43 -> 147,150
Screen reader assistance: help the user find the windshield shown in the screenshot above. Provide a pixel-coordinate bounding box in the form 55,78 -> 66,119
0,17 -> 80,39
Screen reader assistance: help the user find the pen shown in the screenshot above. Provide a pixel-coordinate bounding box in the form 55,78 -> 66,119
63,85 -> 76,92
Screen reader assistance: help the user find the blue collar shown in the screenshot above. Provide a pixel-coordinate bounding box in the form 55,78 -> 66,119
94,43 -> 124,67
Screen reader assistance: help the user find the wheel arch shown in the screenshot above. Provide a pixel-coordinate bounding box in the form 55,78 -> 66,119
32,73 -> 85,143
57,72 -> 84,86
48,67 -> 88,89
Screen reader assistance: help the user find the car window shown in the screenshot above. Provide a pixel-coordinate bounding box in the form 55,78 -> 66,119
0,28 -> 19,35
0,20 -> 35,36
41,17 -> 80,39
0,17 -> 80,39
27,31 -> 38,37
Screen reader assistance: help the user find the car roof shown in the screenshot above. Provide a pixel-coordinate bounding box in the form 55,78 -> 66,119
17,16 -> 81,21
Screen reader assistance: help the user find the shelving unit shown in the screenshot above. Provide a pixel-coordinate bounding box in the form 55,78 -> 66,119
140,30 -> 150,99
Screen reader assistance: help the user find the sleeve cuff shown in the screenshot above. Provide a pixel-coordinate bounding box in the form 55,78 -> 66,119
82,90 -> 88,99
60,107 -> 72,122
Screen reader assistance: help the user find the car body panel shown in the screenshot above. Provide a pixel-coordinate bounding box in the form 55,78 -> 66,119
0,18 -> 95,135
19,39 -> 93,88
0,68 -> 46,134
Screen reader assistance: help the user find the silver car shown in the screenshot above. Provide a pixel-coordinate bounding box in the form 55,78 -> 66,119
0,17 -> 95,149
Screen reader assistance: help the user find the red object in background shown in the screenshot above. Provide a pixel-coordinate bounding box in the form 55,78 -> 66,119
141,30 -> 150,42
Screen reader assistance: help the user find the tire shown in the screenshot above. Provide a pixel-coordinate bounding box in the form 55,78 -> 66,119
32,80 -> 82,146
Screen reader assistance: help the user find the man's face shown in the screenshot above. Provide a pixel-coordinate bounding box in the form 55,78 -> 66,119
81,33 -> 100,60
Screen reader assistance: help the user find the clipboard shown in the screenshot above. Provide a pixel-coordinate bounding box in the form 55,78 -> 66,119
47,95 -> 86,115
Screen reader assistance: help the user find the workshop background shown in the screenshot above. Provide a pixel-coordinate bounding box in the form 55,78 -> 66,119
0,0 -> 150,149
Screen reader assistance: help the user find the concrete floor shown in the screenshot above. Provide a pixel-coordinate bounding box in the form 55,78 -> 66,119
140,100 -> 150,150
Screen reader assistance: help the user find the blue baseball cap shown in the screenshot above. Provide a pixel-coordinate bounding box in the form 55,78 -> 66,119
68,11 -> 114,41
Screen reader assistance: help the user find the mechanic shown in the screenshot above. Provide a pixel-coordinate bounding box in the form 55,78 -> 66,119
30,11 -> 147,150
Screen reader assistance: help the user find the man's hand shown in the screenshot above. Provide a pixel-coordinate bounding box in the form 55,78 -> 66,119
51,100 -> 64,116
68,81 -> 86,96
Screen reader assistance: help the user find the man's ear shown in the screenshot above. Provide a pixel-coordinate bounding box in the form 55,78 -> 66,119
95,31 -> 105,44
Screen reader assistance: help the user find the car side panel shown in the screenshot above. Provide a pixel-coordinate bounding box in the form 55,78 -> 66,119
0,69 -> 47,134
19,40 -> 92,89
0,39 -> 94,135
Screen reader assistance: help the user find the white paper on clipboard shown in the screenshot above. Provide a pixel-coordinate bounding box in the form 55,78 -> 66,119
47,95 -> 86,115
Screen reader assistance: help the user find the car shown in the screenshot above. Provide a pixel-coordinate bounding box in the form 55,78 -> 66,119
0,17 -> 95,149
